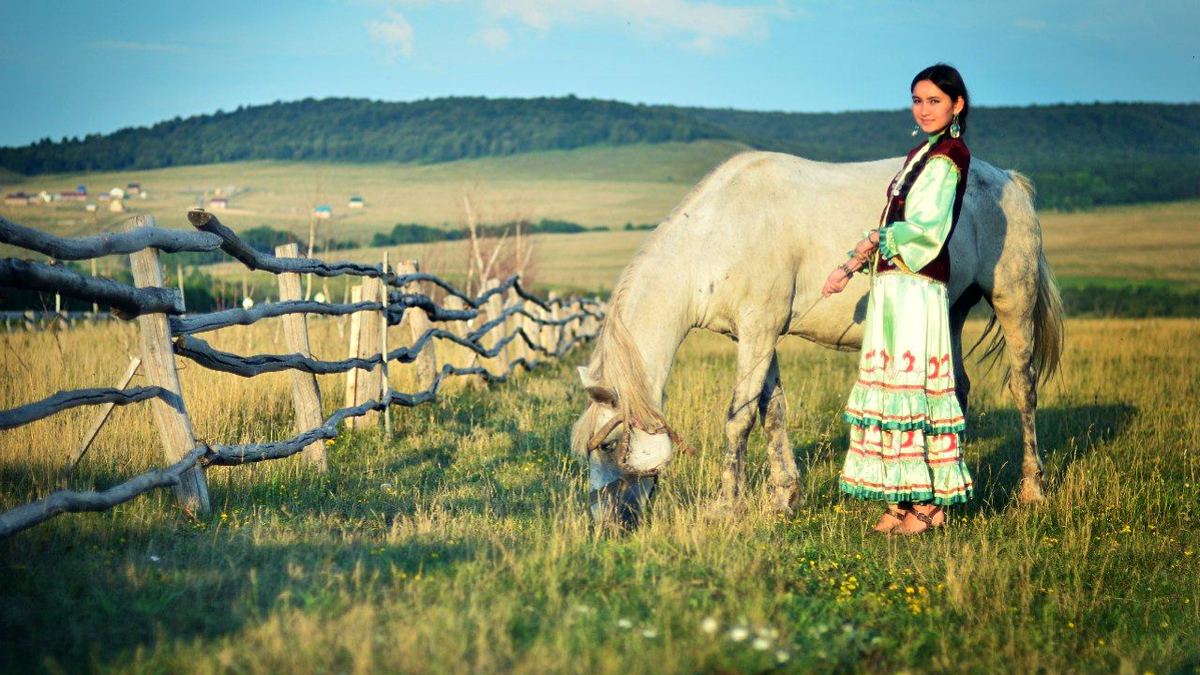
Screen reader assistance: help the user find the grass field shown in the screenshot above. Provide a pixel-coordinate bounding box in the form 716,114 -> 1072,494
0,140 -> 749,243
2,146 -> 1199,673
0,312 -> 1198,674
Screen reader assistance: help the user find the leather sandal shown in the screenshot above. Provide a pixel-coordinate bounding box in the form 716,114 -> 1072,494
895,505 -> 945,535
872,507 -> 910,534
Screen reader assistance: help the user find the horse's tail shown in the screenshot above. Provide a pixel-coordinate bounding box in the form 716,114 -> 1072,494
969,171 -> 1065,389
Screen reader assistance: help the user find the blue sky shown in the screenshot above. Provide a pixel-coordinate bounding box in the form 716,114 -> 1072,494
1,0 -> 1196,147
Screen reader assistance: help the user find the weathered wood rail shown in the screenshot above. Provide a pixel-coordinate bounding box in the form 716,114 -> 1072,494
0,210 -> 606,539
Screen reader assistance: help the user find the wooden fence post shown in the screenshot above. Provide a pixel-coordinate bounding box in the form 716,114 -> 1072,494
540,293 -> 558,360
397,260 -> 437,391
523,301 -> 541,368
357,276 -> 384,428
379,254 -> 392,438
128,215 -> 210,516
563,299 -> 578,350
274,243 -> 326,470
484,278 -> 508,378
344,284 -> 363,430
508,285 -> 531,368
90,258 -> 99,314
547,291 -> 563,357
444,295 -> 485,391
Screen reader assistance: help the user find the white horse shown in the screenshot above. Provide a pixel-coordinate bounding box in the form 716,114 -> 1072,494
571,150 -> 1064,528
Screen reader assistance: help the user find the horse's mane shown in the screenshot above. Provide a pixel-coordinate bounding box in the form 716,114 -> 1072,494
569,243 -> 666,455
569,150 -> 756,456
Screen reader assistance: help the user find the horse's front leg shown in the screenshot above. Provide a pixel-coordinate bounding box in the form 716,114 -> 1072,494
712,333 -> 778,514
759,353 -> 800,515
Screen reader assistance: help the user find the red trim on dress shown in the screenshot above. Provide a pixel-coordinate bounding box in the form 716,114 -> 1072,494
840,476 -> 972,495
845,407 -> 964,425
854,378 -> 956,395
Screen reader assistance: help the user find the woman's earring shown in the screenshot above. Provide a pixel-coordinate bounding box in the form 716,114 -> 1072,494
911,123 -> 920,137
949,113 -> 961,138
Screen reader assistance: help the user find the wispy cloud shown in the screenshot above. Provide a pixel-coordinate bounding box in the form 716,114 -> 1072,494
474,26 -> 512,49
367,10 -> 417,61
480,0 -> 789,52
370,0 -> 795,54
88,41 -> 191,53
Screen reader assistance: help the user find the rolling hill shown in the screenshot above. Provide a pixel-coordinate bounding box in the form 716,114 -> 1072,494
2,97 -> 1197,209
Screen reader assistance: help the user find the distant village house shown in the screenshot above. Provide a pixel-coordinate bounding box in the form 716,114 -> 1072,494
126,183 -> 141,195
210,196 -> 229,210
314,205 -> 332,219
348,196 -> 364,209
5,192 -> 30,206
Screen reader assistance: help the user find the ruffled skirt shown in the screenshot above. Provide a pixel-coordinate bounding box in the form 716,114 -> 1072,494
839,271 -> 974,505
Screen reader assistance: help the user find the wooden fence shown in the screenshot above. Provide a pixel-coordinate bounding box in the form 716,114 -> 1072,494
0,210 -> 606,538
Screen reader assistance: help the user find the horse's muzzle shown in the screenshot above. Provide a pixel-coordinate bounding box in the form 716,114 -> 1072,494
588,474 -> 658,530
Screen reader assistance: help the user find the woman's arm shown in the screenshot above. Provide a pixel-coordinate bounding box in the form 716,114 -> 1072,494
877,156 -> 960,272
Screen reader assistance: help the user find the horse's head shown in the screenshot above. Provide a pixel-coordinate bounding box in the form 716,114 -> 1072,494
571,366 -> 674,528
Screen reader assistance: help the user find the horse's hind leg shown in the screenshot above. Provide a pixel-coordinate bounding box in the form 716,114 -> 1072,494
759,353 -> 800,515
713,334 -> 778,513
991,275 -> 1046,504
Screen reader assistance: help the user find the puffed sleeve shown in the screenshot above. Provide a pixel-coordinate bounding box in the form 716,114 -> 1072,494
877,155 -> 960,272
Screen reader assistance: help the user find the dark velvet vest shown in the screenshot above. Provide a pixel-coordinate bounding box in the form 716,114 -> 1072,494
874,134 -> 971,284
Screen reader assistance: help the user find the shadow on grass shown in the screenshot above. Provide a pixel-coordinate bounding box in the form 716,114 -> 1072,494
785,402 -> 1136,515
959,402 -> 1136,514
0,520 -> 487,674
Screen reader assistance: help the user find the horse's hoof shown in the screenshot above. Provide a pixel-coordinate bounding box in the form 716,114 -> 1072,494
771,484 -> 801,517
1017,477 -> 1046,504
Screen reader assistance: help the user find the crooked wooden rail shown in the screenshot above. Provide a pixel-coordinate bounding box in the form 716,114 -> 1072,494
0,211 -> 606,538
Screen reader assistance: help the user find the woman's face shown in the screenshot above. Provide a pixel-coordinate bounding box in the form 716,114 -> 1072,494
911,79 -> 965,135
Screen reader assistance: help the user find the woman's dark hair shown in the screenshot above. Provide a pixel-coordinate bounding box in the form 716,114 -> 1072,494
911,63 -> 970,135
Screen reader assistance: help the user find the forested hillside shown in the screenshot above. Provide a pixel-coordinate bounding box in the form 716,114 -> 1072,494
684,102 -> 1200,209
2,97 -> 1197,209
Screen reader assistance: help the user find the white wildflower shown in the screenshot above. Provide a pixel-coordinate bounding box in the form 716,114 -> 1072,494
728,626 -> 750,642
642,628 -> 658,639
752,637 -> 771,651
700,617 -> 719,635
776,650 -> 791,664
617,618 -> 634,630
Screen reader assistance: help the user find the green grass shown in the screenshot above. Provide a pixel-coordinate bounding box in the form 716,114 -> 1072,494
1,319 -> 1198,674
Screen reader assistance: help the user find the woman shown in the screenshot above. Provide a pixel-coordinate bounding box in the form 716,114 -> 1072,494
821,63 -> 974,535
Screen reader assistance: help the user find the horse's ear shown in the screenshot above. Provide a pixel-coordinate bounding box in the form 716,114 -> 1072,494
578,366 -> 618,405
585,385 -> 619,407
577,366 -> 597,388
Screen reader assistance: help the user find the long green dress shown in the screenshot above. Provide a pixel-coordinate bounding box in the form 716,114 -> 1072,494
839,132 -> 975,506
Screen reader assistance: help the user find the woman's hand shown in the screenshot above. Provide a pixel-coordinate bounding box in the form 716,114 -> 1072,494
853,230 -> 878,260
822,266 -> 851,297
